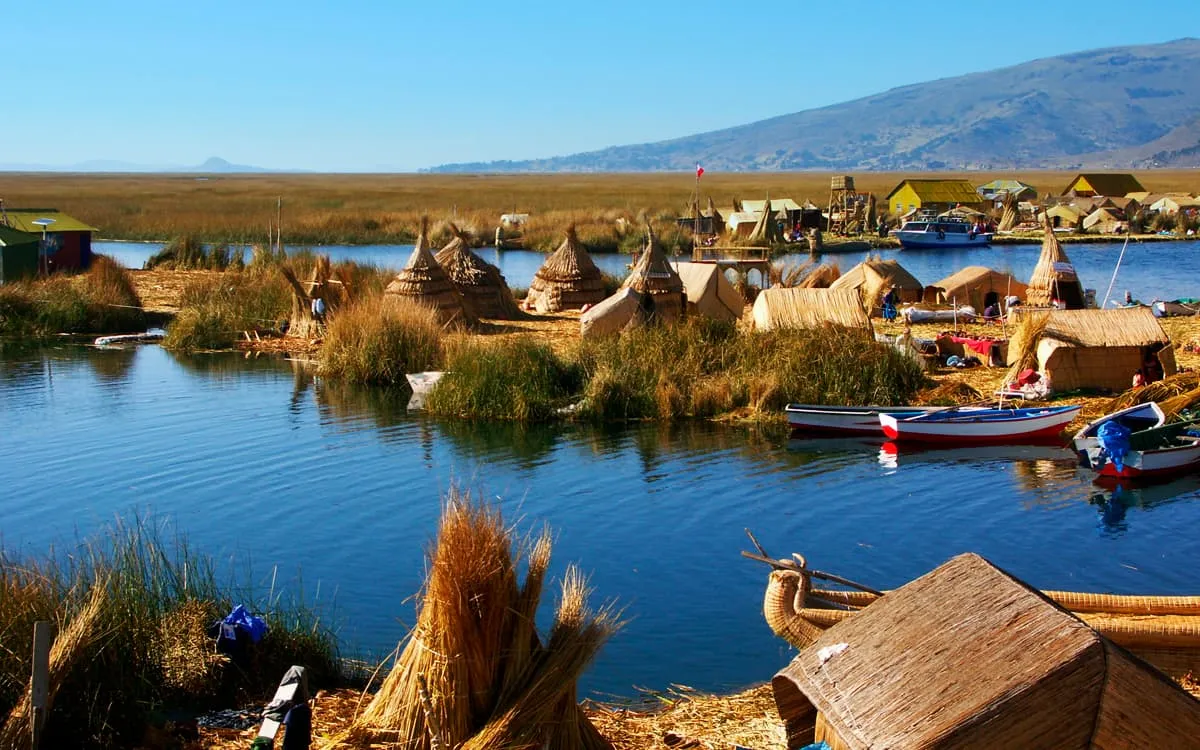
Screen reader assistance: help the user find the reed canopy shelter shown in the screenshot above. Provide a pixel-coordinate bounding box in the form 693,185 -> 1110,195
772,553 -> 1200,750
1027,218 -> 1087,309
384,217 -> 472,325
829,259 -> 922,317
434,223 -> 519,320
674,262 -> 743,322
524,226 -> 607,313
620,225 -> 685,322
1007,307 -> 1176,393
751,287 -> 872,333
930,266 -> 1027,310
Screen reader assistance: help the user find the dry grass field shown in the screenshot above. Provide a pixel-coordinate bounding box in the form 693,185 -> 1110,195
2,170 -> 1198,247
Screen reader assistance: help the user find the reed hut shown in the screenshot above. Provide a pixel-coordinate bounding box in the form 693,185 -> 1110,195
829,259 -> 922,316
620,224 -> 685,322
772,553 -> 1200,750
674,262 -> 743,322
524,226 -> 607,313
434,223 -> 520,320
751,287 -> 872,333
745,197 -> 783,245
1082,207 -> 1126,234
931,266 -> 1028,310
1027,216 -> 1087,309
1007,307 -> 1176,392
1044,203 -> 1087,229
385,217 -> 472,325
580,286 -> 645,338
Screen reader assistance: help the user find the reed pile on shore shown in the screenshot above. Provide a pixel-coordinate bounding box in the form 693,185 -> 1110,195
336,490 -> 620,749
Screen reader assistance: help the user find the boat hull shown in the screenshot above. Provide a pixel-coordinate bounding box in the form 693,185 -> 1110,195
880,406 -> 1080,444
896,231 -> 992,250
785,404 -> 930,436
1071,402 -> 1165,455
1086,442 -> 1200,479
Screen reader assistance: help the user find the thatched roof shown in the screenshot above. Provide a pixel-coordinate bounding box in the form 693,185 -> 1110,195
524,226 -> 606,313
623,224 -> 684,297
829,258 -> 923,313
674,262 -> 742,322
932,266 -> 1028,306
1027,215 -> 1086,308
1010,307 -> 1171,349
773,553 -> 1200,750
434,224 -> 519,320
1063,172 -> 1145,197
746,197 -> 783,245
885,178 -> 981,204
797,263 -> 841,289
751,287 -> 871,332
385,217 -> 471,325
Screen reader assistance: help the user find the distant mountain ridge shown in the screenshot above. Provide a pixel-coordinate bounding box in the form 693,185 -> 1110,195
429,38 -> 1200,172
0,156 -> 283,173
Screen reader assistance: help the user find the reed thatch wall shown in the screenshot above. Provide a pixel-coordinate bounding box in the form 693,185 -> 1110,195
829,259 -> 922,316
751,287 -> 872,333
525,226 -> 607,313
1027,216 -> 1087,309
931,266 -> 1028,310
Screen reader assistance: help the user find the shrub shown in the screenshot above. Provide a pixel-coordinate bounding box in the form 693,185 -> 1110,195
0,256 -> 144,336
163,271 -> 291,351
319,295 -> 444,385
427,338 -> 579,421
82,254 -> 145,332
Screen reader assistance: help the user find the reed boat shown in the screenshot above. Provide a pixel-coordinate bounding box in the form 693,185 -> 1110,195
880,404 -> 1080,444
754,551 -> 1200,681
785,404 -> 939,436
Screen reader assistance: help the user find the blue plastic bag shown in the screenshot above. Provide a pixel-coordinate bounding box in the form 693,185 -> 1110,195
1096,421 -> 1131,474
222,604 -> 268,644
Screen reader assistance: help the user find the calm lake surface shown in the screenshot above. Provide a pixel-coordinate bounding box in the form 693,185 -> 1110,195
5,345 -> 1200,697
100,238 -> 1200,305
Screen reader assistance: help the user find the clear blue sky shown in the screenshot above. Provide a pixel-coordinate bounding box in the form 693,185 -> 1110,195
5,1 -> 1196,171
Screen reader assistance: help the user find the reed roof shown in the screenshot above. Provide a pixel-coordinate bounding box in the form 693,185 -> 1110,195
772,553 -> 1200,750
1063,172 -> 1145,197
933,266 -> 1027,302
830,259 -> 922,296
525,226 -> 607,313
434,224 -> 519,319
1010,307 -> 1171,349
384,217 -> 471,323
885,178 -> 981,204
623,225 -> 683,296
751,287 -> 871,332
1026,216 -> 1086,308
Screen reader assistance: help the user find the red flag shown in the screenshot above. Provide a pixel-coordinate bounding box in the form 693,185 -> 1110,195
696,164 -> 704,179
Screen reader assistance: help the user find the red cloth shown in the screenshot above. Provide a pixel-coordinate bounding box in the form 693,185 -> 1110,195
1016,368 -> 1039,386
950,336 -> 995,357
696,164 -> 704,178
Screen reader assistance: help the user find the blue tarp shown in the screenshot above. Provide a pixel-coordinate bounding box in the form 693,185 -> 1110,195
1097,421 -> 1131,474
221,604 -> 268,644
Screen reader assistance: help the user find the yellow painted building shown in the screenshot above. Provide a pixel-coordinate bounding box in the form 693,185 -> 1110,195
886,179 -> 985,216
1061,173 -> 1145,197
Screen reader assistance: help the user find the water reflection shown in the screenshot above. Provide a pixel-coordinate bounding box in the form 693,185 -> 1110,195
86,346 -> 137,382
1088,474 -> 1200,532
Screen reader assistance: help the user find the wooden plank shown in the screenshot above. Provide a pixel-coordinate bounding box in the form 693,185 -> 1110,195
31,621 -> 52,749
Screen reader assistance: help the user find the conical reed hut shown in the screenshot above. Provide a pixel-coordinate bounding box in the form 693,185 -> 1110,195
621,224 -> 685,322
341,490 -> 619,750
524,226 -> 607,313
998,191 -> 1020,231
434,223 -> 520,320
385,217 -> 473,326
1027,214 -> 1087,309
746,196 -> 782,245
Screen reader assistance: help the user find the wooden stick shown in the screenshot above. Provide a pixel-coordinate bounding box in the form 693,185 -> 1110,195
744,528 -> 769,558
740,550 -> 884,596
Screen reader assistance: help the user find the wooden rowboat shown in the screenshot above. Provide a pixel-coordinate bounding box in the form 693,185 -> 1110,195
785,404 -> 938,436
756,552 -> 1200,681
1080,419 -> 1200,479
880,404 -> 1080,444
1072,401 -> 1165,455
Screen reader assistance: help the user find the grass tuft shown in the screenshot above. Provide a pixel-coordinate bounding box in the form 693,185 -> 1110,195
427,338 -> 580,421
319,295 -> 444,385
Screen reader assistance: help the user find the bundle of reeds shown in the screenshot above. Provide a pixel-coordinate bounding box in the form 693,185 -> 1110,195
1004,311 -> 1050,385
797,262 -> 841,289
340,491 -> 619,750
1106,371 -> 1200,412
0,583 -> 108,750
915,381 -> 984,406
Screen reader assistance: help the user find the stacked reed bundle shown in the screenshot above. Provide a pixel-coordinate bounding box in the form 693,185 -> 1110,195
386,217 -> 473,327
340,492 -> 619,750
1004,310 -> 1050,385
281,254 -> 349,338
797,262 -> 841,289
434,223 -> 520,320
524,225 -> 607,313
1107,371 -> 1200,412
0,583 -> 108,749
998,192 -> 1019,232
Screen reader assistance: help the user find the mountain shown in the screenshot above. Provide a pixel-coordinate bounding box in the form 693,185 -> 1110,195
187,156 -> 270,173
429,38 -> 1200,172
0,157 -> 279,173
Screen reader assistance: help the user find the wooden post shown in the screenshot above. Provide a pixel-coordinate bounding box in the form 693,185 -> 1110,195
31,621 -> 52,749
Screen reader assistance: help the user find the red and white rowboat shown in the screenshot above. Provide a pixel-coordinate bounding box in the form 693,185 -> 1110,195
1081,419 -> 1200,479
880,405 -> 1081,444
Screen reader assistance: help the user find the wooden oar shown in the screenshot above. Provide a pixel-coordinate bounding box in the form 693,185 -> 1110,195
740,550 -> 885,597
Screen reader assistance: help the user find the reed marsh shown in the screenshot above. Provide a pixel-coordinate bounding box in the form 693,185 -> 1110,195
0,516 -> 339,748
4,170 -> 1197,247
0,254 -> 144,337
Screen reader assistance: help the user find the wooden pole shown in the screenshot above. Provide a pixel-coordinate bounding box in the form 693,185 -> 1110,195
31,621 -> 52,749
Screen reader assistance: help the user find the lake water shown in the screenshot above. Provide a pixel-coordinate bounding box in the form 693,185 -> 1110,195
99,238 -> 1200,304
5,344 -> 1200,697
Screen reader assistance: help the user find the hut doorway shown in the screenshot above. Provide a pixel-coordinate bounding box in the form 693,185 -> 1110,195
1142,344 -> 1167,383
984,291 -> 999,309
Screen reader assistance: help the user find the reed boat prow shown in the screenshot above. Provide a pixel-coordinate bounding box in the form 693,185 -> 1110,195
756,551 -> 1200,681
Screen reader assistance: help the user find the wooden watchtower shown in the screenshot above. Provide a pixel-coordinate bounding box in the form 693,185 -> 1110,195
827,175 -> 856,235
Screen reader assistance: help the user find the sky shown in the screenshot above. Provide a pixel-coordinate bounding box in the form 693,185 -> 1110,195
3,1 -> 1197,171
